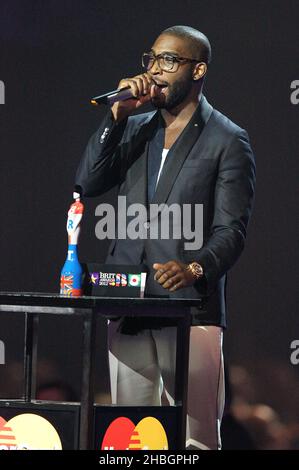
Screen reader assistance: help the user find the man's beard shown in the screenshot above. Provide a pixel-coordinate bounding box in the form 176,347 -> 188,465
151,71 -> 193,110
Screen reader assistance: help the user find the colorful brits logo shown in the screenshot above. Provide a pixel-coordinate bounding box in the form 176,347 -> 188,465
90,272 -> 141,287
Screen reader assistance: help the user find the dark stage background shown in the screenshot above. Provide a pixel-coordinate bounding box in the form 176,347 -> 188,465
0,0 -> 298,449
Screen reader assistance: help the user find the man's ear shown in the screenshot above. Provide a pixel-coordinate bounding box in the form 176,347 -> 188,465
193,62 -> 207,81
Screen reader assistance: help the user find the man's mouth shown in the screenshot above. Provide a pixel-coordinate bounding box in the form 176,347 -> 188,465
153,79 -> 168,89
151,80 -> 168,97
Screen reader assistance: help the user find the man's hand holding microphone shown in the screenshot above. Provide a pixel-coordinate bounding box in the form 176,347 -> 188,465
111,73 -> 157,122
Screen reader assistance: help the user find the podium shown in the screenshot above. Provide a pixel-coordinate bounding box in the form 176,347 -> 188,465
0,292 -> 208,450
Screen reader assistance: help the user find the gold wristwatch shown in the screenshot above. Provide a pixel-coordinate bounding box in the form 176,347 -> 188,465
186,262 -> 204,280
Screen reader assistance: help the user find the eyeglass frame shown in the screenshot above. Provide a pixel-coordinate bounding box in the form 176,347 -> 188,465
141,51 -> 202,73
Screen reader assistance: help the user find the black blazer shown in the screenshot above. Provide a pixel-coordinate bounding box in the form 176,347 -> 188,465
76,95 -> 256,327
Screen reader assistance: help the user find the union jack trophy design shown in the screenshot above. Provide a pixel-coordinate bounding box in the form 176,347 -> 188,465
60,193 -> 84,296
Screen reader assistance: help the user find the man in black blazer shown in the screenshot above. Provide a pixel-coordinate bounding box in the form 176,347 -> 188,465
76,25 -> 256,449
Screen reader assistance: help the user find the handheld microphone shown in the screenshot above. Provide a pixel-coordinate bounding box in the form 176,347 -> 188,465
90,86 -> 134,106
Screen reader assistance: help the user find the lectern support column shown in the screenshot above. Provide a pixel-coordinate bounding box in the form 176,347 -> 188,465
79,310 -> 97,449
175,312 -> 191,449
23,312 -> 39,401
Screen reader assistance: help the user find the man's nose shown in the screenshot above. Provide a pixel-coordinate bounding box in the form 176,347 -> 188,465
149,58 -> 162,74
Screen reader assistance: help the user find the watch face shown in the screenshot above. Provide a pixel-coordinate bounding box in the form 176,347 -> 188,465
188,262 -> 203,279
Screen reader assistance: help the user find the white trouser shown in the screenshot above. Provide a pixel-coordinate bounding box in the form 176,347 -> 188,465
108,321 -> 224,450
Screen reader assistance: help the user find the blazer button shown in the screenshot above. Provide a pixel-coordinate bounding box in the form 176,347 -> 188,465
99,127 -> 110,143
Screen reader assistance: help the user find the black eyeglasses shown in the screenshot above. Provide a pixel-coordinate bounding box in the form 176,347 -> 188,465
142,52 -> 200,73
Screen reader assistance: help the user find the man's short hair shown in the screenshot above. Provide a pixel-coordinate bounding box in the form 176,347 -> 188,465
161,25 -> 212,65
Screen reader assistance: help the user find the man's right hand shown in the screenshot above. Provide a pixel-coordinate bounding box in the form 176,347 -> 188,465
111,73 -> 153,122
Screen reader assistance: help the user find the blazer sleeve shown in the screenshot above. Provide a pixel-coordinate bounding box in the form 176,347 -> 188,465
75,111 -> 128,197
196,129 -> 256,291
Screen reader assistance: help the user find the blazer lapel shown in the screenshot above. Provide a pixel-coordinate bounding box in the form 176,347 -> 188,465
124,111 -> 159,206
151,95 -> 213,206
